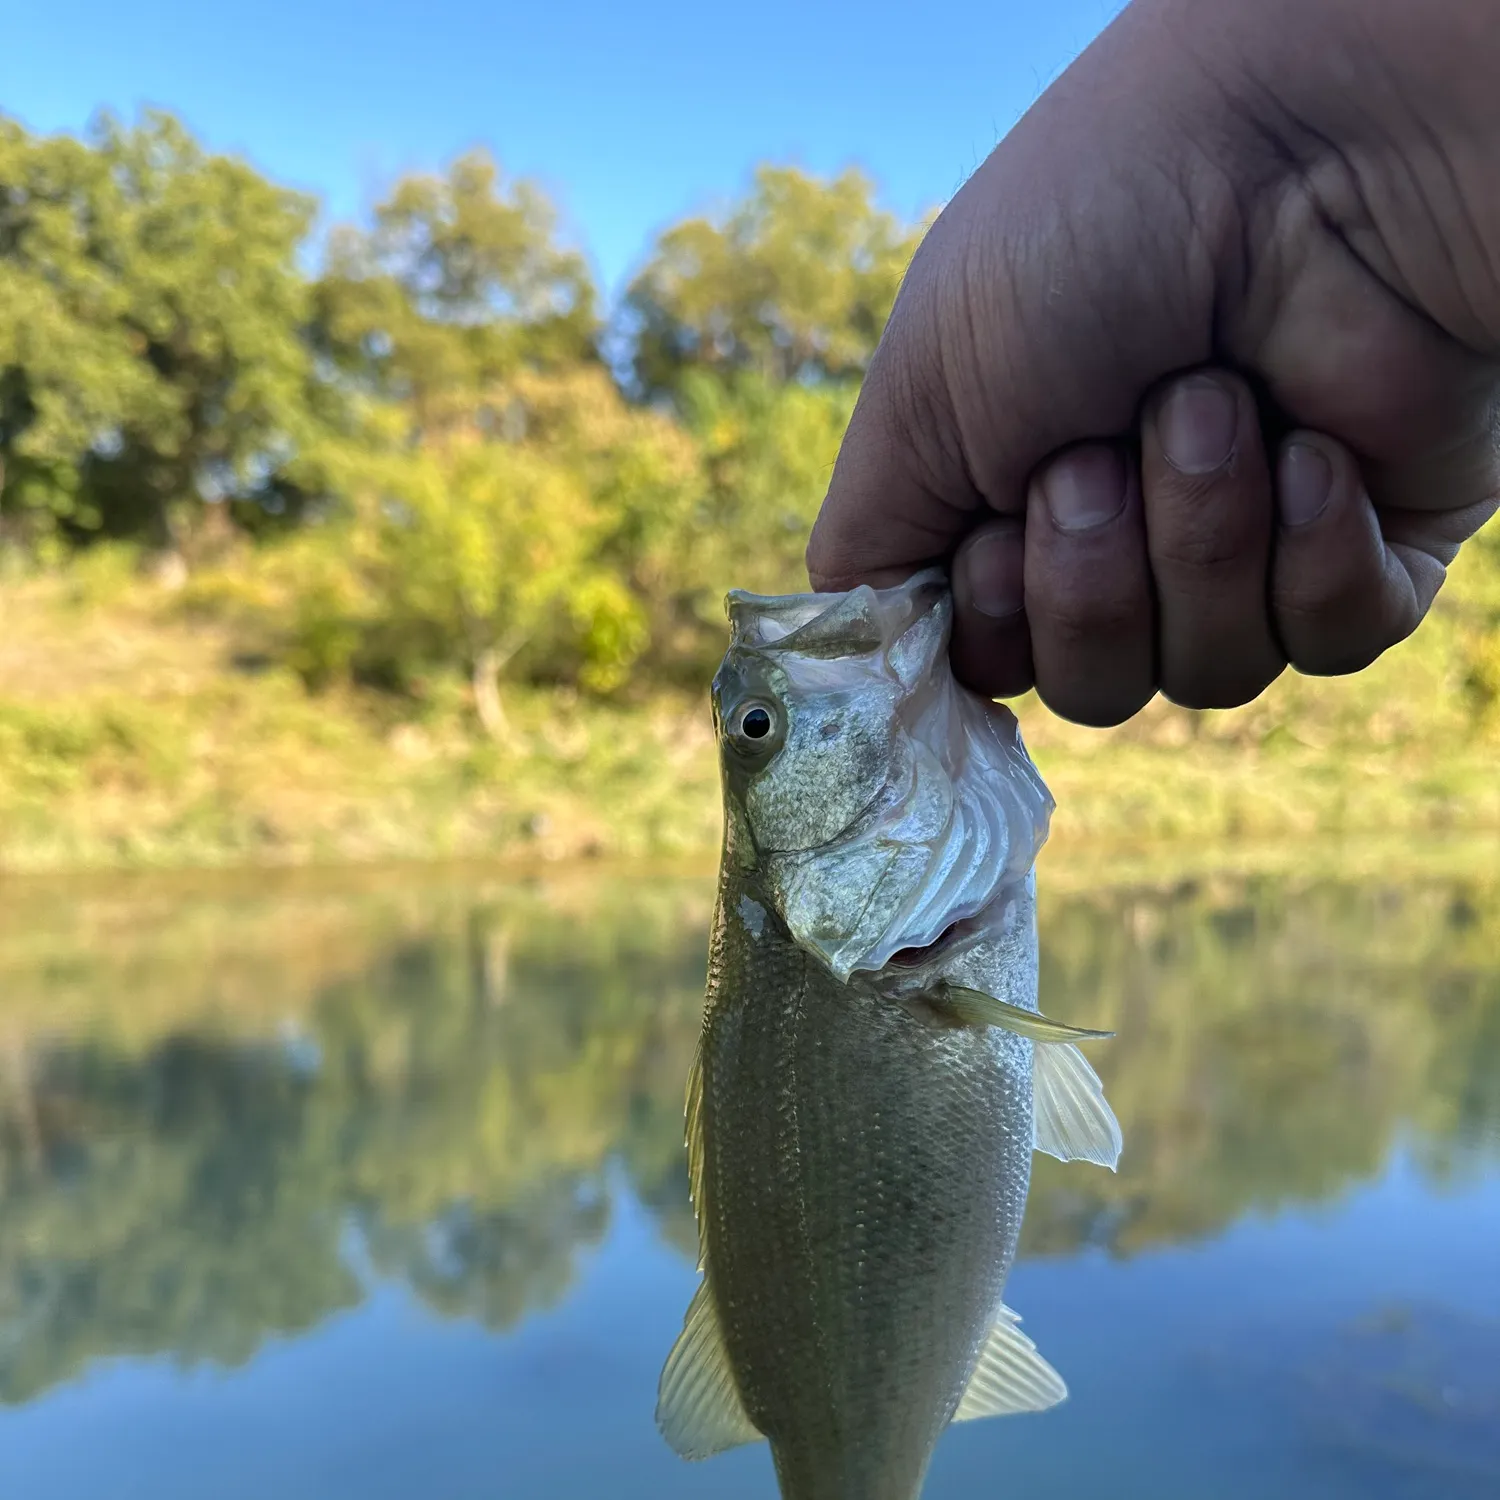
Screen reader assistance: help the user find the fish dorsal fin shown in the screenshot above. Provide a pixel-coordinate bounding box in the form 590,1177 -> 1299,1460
685,1040 -> 708,1269
952,1305 -> 1068,1423
1033,1041 -> 1123,1171
656,1280 -> 764,1459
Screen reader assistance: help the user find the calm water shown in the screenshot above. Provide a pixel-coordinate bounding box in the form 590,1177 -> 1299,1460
0,865 -> 1496,1499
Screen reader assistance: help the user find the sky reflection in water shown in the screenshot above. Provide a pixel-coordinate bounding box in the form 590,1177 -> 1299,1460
0,867 -> 1495,1498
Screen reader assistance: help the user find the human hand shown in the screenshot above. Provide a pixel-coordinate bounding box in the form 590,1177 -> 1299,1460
806,0 -> 1500,726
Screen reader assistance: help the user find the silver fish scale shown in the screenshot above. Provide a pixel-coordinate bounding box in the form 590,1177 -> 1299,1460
702,868 -> 1033,1500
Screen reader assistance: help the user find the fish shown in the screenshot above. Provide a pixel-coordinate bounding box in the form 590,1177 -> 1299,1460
654,567 -> 1123,1500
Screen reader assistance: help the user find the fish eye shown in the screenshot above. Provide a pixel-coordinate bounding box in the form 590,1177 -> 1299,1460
729,699 -> 780,752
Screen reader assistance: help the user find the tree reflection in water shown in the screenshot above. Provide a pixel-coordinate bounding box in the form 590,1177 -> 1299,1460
0,869 -> 1495,1406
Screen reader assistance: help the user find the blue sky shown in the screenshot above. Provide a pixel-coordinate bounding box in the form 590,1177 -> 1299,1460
2,0 -> 1123,296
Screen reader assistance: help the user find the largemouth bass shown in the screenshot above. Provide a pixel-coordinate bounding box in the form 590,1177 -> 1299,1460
656,569 -> 1123,1500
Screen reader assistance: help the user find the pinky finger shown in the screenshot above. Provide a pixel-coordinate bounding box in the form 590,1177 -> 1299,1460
1270,434 -> 1431,676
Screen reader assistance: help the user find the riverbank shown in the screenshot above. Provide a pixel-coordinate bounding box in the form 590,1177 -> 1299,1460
2,550 -> 1498,876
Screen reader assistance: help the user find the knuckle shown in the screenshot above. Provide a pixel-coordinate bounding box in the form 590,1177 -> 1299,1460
1273,568 -> 1369,635
1032,571 -> 1150,646
1145,455 -> 1272,582
1274,546 -> 1427,674
1275,592 -> 1417,678
1150,499 -> 1264,579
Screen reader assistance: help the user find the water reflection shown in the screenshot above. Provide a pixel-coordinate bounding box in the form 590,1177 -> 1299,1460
0,866 -> 1496,1434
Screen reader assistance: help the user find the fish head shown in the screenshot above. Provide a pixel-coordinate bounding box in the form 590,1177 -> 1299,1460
713,629 -> 902,858
712,568 -> 1055,983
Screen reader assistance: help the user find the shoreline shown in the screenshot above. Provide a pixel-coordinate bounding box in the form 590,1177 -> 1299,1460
4,824 -> 1497,899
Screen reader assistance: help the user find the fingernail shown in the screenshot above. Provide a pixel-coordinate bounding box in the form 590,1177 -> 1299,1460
1159,376 -> 1238,474
958,525 -> 1025,618
1042,445 -> 1127,532
1278,441 -> 1332,526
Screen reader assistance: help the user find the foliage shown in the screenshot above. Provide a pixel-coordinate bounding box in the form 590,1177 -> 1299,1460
313,148 -> 597,434
669,370 -> 856,634
341,427 -> 644,725
1,105 -> 1499,867
1,537 -> 1499,873
256,365 -> 703,730
623,164 -> 923,402
0,110 -> 318,549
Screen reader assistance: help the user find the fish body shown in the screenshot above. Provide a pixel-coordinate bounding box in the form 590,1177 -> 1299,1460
657,571 -> 1121,1500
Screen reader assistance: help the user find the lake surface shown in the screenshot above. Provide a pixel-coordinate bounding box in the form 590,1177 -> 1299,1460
0,864 -> 1496,1498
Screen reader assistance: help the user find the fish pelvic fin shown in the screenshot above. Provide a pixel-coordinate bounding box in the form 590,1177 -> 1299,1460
656,1279 -> 764,1460
1033,1039 -> 1123,1170
952,1304 -> 1068,1423
936,985 -> 1114,1044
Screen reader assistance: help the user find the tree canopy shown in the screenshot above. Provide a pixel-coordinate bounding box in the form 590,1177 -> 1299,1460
0,111 -> 317,549
3,108 -> 1498,747
313,148 -> 598,436
624,164 -> 922,401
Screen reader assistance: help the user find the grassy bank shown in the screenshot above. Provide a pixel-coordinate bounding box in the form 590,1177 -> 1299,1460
1,540 -> 1497,876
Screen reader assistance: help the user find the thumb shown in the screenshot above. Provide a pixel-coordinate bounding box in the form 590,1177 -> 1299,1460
805,272 -> 984,593
806,4 -> 1218,595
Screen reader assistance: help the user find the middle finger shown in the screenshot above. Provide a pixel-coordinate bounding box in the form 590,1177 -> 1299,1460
1142,371 -> 1285,708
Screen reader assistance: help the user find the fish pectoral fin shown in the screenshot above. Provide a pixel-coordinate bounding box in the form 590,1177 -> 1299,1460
656,1279 -> 764,1460
952,1304 -> 1068,1423
1033,1041 -> 1123,1171
938,985 -> 1114,1044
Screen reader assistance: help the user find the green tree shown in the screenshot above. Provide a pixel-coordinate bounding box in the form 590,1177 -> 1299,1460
0,110 -> 321,554
624,164 -> 924,401
313,148 -> 597,438
485,366 -> 703,691
312,410 -> 631,736
274,361 -> 701,721
291,153 -> 641,724
0,119 -> 154,538
656,371 -> 857,678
